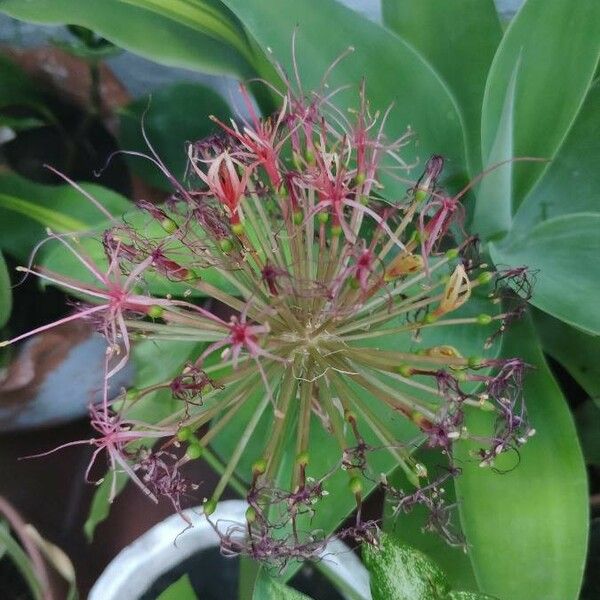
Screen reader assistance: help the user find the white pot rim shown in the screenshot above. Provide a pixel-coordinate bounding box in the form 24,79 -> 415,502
89,499 -> 371,600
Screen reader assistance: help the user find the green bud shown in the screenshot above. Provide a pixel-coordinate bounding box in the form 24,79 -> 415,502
305,149 -> 315,164
186,443 -> 203,460
245,506 -> 257,523
477,271 -> 493,285
349,277 -> 360,290
125,387 -> 140,401
296,451 -> 310,467
203,498 -> 217,516
252,458 -> 267,476
219,238 -> 234,253
331,224 -> 342,237
147,305 -> 164,319
348,476 -> 363,495
476,314 -> 492,325
396,364 -> 414,378
177,426 -> 193,442
414,188 -> 428,203
423,313 -> 438,325
359,194 -> 369,205
293,210 -> 303,225
445,248 -> 459,260
231,222 -> 245,236
161,217 -> 178,234
317,212 -> 329,224
355,172 -> 366,185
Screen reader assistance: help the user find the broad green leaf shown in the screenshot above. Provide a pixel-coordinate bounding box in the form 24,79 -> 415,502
253,568 -> 312,600
0,173 -> 130,261
471,60 -> 519,240
0,0 -> 257,79
480,0 -> 600,208
84,471 -> 128,541
220,0 -> 467,198
119,82 -> 231,190
448,593 -> 498,600
0,251 -> 11,328
455,315 -> 588,600
157,574 -> 197,600
382,0 -> 502,174
574,399 -> 600,466
512,80 -> 600,235
362,533 -> 450,600
533,309 -> 600,399
490,213 -> 600,335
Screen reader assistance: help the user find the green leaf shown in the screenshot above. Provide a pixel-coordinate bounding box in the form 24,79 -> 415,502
119,82 -> 231,190
490,213 -> 600,334
455,314 -> 588,600
0,0 -> 257,79
471,59 -> 519,240
382,0 -> 502,174
0,173 -> 130,261
253,568 -> 312,600
157,574 -> 197,600
0,251 -> 11,329
362,533 -> 450,600
220,0 -> 467,197
533,309 -> 600,399
480,0 -> 600,208
83,471 -> 127,541
512,80 -> 600,235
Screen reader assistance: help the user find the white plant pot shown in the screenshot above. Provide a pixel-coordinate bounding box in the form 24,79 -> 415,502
89,500 -> 371,600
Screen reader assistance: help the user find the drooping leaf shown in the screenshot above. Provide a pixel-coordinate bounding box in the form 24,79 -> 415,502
480,0 -> 600,208
511,80 -> 600,236
0,524 -> 43,600
157,574 -> 197,600
118,82 -> 231,190
533,309 -> 600,399
0,0 -> 257,79
0,173 -> 130,261
0,251 -> 11,329
490,213 -> 600,334
382,0 -> 502,174
455,315 -> 588,600
253,567 -> 312,600
362,533 -> 450,600
220,0 -> 467,197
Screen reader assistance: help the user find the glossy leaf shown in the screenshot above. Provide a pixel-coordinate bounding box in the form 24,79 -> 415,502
0,173 -> 130,261
472,60 -> 520,240
511,80 -> 600,236
448,593 -> 497,600
119,82 -> 231,190
220,0 -> 467,197
0,251 -> 11,329
253,568 -> 311,600
490,213 -> 600,334
382,0 -> 502,173
157,574 -> 197,600
455,315 -> 588,600
363,533 -> 450,600
533,309 -> 600,399
481,0 -> 600,208
0,0 -> 257,79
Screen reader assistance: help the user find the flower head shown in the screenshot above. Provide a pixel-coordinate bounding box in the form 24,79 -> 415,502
4,56 -> 534,563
